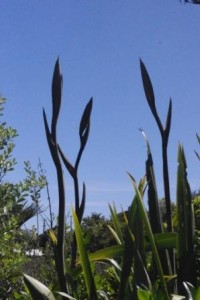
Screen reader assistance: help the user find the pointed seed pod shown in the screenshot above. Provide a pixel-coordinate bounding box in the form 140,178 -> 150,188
164,99 -> 172,142
140,59 -> 156,115
51,58 -> 63,140
79,97 -> 93,147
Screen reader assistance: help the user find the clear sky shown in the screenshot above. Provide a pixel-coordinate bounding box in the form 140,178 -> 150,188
0,1 -> 199,230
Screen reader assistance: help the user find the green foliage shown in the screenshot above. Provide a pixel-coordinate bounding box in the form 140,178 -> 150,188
0,97 -> 17,182
0,96 -> 46,298
193,195 -> 200,232
82,213 -> 115,252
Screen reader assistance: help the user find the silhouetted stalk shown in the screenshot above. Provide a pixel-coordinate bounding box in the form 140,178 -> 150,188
43,58 -> 67,295
58,98 -> 93,271
74,176 -> 80,216
162,140 -> 172,232
55,165 -> 67,293
140,60 -> 173,271
46,178 -> 53,229
194,133 -> 200,160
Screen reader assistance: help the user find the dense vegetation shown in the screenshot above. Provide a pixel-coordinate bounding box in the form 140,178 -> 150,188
0,96 -> 46,298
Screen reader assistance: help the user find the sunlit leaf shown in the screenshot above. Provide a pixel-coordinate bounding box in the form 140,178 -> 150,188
137,287 -> 151,300
88,244 -> 123,261
23,274 -> 56,300
109,204 -> 123,243
56,292 -> 77,299
48,229 -> 57,246
72,208 -> 98,300
107,225 -> 122,245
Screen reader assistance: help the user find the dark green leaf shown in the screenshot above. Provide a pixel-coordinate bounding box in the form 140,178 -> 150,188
72,208 -> 98,300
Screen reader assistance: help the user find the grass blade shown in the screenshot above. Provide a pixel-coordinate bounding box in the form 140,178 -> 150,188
88,244 -> 124,261
128,176 -> 170,299
109,203 -> 123,243
72,208 -> 98,300
23,274 -> 56,300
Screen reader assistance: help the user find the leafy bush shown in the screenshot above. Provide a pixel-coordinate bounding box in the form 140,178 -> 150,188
0,97 -> 46,298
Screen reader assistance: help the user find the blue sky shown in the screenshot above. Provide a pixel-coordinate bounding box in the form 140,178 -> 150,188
0,1 -> 199,229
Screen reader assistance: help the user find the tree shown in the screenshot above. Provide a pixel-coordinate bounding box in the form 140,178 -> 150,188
0,96 -> 46,298
82,213 -> 115,252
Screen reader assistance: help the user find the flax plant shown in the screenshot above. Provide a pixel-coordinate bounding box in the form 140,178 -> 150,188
22,58 -> 199,299
43,58 -> 93,295
43,59 -> 67,294
140,60 -> 172,234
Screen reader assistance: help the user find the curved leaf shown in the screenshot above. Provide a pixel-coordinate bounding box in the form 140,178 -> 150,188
23,274 -> 56,300
57,292 -> 77,299
88,244 -> 124,262
72,208 -> 98,300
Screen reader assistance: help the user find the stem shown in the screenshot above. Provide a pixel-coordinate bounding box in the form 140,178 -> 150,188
46,178 -> 53,229
162,140 -> 172,233
162,139 -> 174,276
71,175 -> 79,269
55,163 -> 67,294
